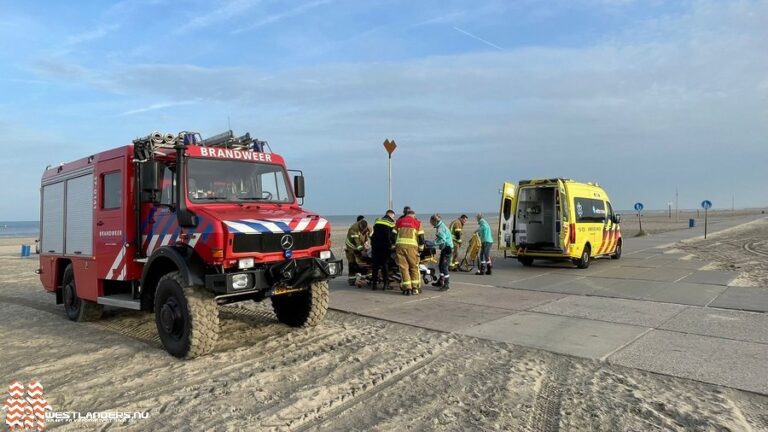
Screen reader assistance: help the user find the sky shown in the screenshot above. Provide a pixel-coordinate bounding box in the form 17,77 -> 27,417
0,0 -> 766,220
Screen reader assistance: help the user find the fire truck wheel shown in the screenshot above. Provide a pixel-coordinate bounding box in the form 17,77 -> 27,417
62,264 -> 103,322
271,280 -> 329,327
573,245 -> 591,269
154,272 -> 219,359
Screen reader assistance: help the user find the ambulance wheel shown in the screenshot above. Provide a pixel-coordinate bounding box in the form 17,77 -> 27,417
154,272 -> 219,359
271,280 -> 329,327
518,257 -> 534,267
573,246 -> 591,269
62,264 -> 102,322
611,240 -> 622,260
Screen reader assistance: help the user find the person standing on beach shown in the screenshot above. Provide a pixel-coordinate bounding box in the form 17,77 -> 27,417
345,219 -> 369,285
370,210 -> 397,290
449,214 -> 468,270
395,210 -> 424,295
398,206 -> 411,221
430,214 -> 453,291
475,213 -> 494,275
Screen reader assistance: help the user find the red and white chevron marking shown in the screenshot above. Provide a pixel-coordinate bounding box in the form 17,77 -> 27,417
3,397 -> 28,429
105,247 -> 127,281
8,382 -> 23,399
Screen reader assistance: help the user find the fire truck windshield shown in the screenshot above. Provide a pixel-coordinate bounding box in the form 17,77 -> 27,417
187,158 -> 294,203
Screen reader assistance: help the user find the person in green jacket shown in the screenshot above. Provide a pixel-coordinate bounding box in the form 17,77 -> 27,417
475,213 -> 494,275
430,214 -> 453,291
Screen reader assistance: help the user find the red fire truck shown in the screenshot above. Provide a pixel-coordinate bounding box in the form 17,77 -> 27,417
38,131 -> 342,358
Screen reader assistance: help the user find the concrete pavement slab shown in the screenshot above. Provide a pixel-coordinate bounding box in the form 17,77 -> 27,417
459,311 -> 648,359
708,286 -> 768,313
445,285 -> 564,311
587,279 -> 727,306
678,270 -> 737,286
660,308 -> 768,344
588,266 -> 658,280
362,298 -> 513,332
532,296 -> 686,327
632,267 -> 694,282
636,256 -> 708,270
509,274 -> 621,295
609,330 -> 768,395
450,266 -> 552,286
329,284 -> 442,313
613,257 -> 658,268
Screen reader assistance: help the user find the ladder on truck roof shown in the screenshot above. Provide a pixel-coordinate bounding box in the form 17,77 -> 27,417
132,129 -> 271,162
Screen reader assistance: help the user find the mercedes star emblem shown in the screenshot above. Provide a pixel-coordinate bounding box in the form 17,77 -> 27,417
280,234 -> 294,250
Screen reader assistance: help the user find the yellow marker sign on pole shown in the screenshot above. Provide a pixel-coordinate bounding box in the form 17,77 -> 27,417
383,139 -> 397,210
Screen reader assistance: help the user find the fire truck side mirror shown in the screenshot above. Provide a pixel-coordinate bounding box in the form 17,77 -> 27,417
294,175 -> 305,199
141,161 -> 163,193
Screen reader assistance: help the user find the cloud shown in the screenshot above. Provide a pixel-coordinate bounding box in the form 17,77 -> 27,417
13,0 -> 768,214
451,26 -> 504,50
64,24 -> 120,46
175,0 -> 263,34
232,0 -> 333,33
120,100 -> 200,116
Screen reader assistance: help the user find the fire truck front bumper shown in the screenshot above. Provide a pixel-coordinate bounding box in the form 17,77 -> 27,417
205,257 -> 343,295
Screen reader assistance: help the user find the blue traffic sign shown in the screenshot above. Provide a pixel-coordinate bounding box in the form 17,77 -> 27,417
634,202 -> 644,212
701,200 -> 712,210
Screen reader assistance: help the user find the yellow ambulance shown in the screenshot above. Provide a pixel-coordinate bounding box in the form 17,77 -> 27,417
498,179 -> 621,268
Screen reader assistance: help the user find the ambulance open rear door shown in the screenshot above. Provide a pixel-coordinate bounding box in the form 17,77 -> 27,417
498,182 -> 516,257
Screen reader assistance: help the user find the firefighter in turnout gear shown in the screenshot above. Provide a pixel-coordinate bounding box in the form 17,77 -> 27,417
345,219 -> 369,285
449,214 -> 468,270
370,210 -> 397,290
395,210 -> 425,295
430,214 -> 453,291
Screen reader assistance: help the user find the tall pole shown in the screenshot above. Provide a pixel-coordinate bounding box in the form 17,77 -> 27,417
388,154 -> 393,210
675,187 -> 679,223
383,139 -> 397,210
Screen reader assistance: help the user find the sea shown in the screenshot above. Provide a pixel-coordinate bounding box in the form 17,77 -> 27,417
0,221 -> 39,238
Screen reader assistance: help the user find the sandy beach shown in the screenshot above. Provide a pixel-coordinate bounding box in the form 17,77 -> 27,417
1,220 -> 767,431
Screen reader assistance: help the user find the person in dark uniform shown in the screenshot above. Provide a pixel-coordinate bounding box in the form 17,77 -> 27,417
370,210 -> 397,290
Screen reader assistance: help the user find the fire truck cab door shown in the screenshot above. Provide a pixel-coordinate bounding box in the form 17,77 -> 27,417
95,156 -> 128,283
498,182 -> 516,252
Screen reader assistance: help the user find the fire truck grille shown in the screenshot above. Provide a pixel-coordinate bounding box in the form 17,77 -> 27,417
232,231 -> 326,253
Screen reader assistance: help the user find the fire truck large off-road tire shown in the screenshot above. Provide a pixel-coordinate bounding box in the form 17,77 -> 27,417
62,265 -> 103,322
271,280 -> 329,327
154,272 -> 220,359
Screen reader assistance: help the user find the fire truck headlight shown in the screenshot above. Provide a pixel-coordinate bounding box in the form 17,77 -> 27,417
319,250 -> 331,260
238,258 -> 255,269
231,274 -> 251,290
328,262 -> 339,275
